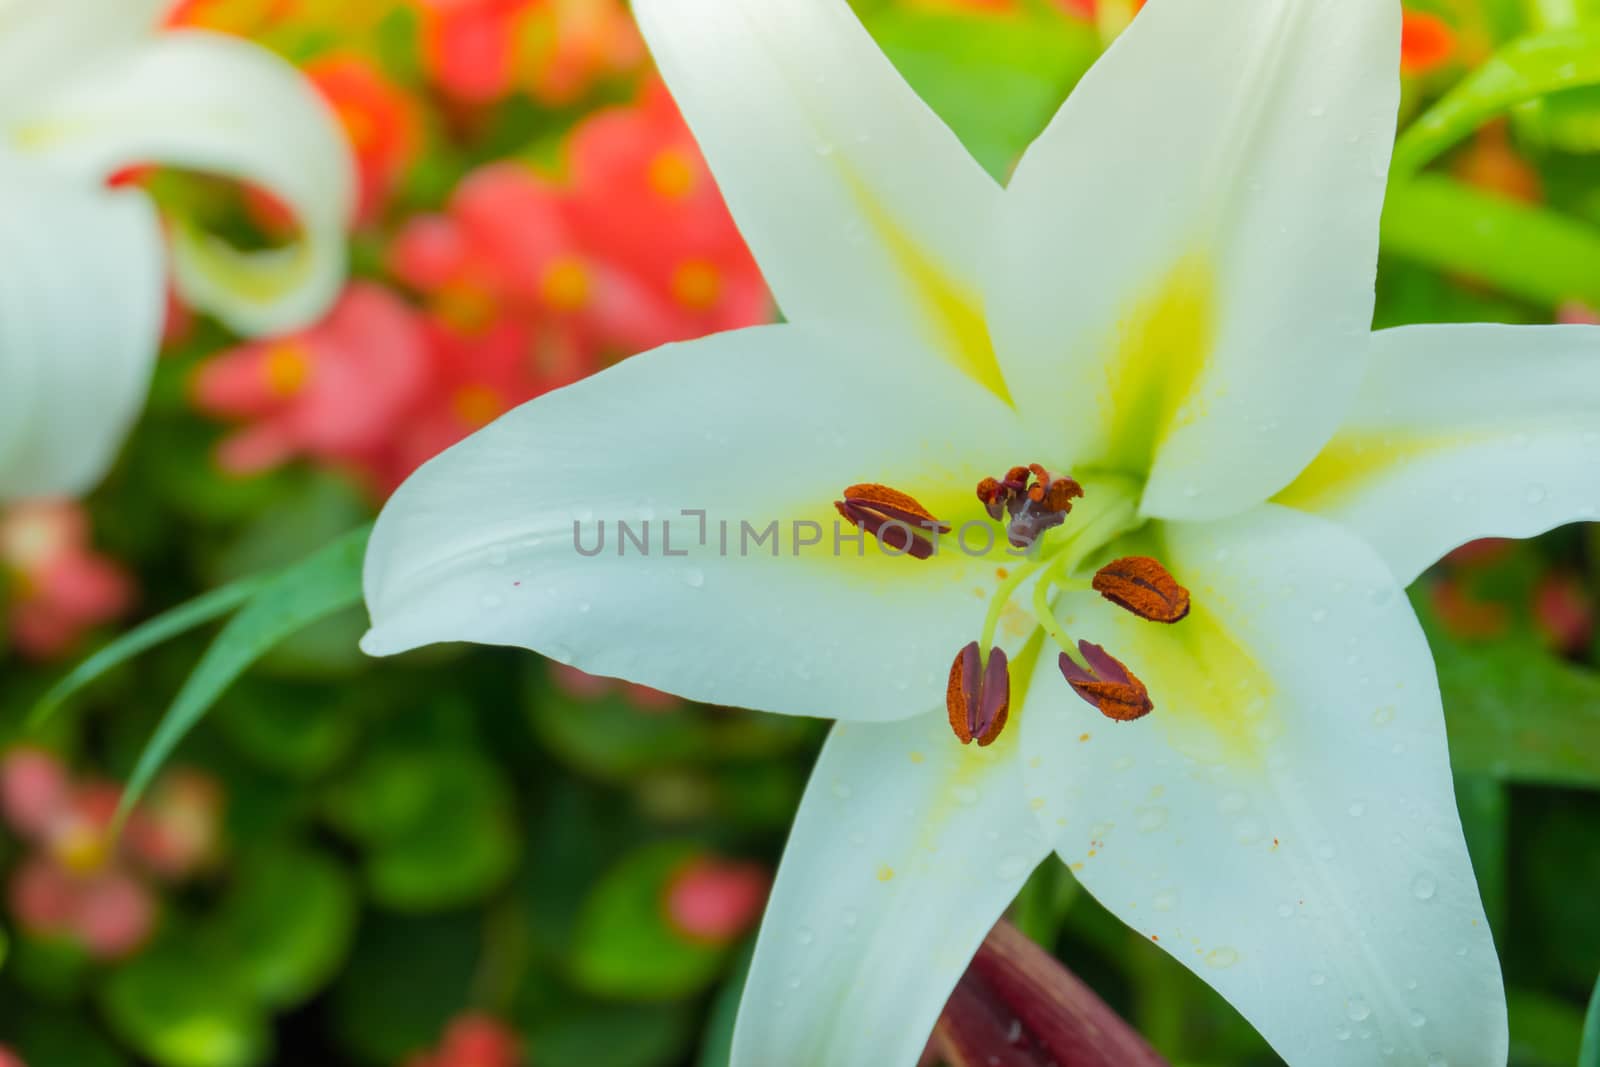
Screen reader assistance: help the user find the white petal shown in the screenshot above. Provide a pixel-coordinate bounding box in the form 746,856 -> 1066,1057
362,325 -> 1032,720
987,0 -> 1401,520
1276,323 -> 1600,586
632,0 -> 1011,402
0,162 -> 164,500
13,31 -> 354,335
0,0 -> 168,105
1023,506 -> 1505,1067
734,709 -> 1049,1067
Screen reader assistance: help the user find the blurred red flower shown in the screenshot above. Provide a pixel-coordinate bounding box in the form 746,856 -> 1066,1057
664,856 -> 769,944
307,55 -> 425,223
194,282 -> 432,474
0,750 -> 225,961
0,502 -> 133,660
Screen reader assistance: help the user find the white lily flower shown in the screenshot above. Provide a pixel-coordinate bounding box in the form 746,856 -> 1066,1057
361,0 -> 1599,1063
0,0 -> 354,500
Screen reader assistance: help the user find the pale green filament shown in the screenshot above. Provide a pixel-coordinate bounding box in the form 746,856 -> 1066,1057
976,474 -> 1143,663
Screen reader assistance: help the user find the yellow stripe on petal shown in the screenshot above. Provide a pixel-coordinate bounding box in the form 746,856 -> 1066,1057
846,175 -> 1014,406
1100,255 -> 1216,477
1274,431 -> 1472,512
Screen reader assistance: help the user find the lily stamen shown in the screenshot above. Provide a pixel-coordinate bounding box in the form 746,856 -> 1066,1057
1092,556 -> 1191,623
834,483 -> 951,560
1058,641 -> 1154,722
947,641 -> 1010,746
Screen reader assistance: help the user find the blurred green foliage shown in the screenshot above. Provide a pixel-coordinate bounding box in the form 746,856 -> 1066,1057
5,2 -> 1600,1065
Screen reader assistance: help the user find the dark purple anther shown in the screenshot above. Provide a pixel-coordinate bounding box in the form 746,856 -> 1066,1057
834,483 -> 951,560
1059,640 -> 1153,722
947,641 -> 1011,746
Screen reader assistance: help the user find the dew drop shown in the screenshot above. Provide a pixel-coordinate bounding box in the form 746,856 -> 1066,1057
1335,1025 -> 1352,1042
1136,806 -> 1168,833
1525,484 -> 1548,505
1347,998 -> 1372,1022
1372,706 -> 1396,727
1411,875 -> 1437,901
1409,1011 -> 1427,1028
1310,607 -> 1329,624
1153,890 -> 1178,912
1204,947 -> 1239,969
796,927 -> 815,946
1276,902 -> 1294,919
1348,801 -> 1367,818
683,568 -> 706,589
1309,971 -> 1327,987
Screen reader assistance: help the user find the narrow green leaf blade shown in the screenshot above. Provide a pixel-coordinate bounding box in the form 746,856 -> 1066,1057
1393,25 -> 1600,176
115,524 -> 372,826
1581,971 -> 1600,1067
28,576 -> 270,730
1381,176 -> 1600,309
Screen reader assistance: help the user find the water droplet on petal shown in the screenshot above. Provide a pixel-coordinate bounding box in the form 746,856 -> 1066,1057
1204,947 -> 1239,969
1409,1011 -> 1427,1028
1412,875 -> 1437,901
684,568 -> 706,589
1525,485 -> 1548,505
796,927 -> 814,946
1309,971 -> 1327,987
1348,998 -> 1372,1022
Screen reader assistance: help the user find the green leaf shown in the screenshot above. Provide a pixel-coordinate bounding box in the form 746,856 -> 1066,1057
1581,971 -> 1600,1067
571,841 -> 733,1001
114,525 -> 371,827
696,942 -> 754,1067
28,576 -> 269,730
1453,776 -> 1508,935
1393,24 -> 1600,175
866,8 -> 1099,180
330,912 -> 480,1064
1424,622 -> 1600,787
210,843 -> 359,1008
326,748 -> 519,911
100,941 -> 270,1067
1381,176 -> 1600,309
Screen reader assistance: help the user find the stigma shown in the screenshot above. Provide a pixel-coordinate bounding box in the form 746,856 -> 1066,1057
976,465 -> 1083,549
947,641 -> 1010,746
835,483 -> 950,560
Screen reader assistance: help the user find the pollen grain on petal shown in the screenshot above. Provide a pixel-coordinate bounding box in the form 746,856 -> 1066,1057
1093,556 -> 1191,624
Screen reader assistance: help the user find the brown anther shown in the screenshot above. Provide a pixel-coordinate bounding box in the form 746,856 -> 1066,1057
1058,641 -> 1153,722
1092,556 -> 1191,624
947,641 -> 1011,746
835,483 -> 951,560
974,464 -> 1083,549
